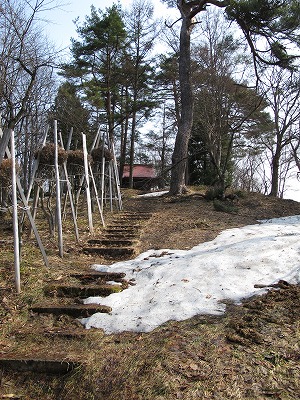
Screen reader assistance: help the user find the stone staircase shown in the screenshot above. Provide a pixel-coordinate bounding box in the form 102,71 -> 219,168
0,211 -> 152,377
83,211 -> 152,258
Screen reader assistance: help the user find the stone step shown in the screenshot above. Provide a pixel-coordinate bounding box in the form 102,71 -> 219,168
112,216 -> 151,221
30,303 -> 111,317
103,233 -> 137,239
87,239 -> 135,247
0,357 -> 80,374
104,228 -> 138,235
120,212 -> 152,217
106,225 -> 140,230
44,283 -> 122,298
70,271 -> 126,283
83,247 -> 134,258
14,327 -> 88,340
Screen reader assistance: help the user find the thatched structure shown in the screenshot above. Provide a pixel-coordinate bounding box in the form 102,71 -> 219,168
67,149 -> 93,175
67,150 -> 92,166
0,159 -> 19,184
35,143 -> 67,167
91,147 -> 113,162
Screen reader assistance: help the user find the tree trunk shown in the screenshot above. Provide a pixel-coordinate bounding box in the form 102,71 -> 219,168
169,15 -> 194,195
129,108 -> 137,189
270,146 -> 281,197
119,87 -> 129,185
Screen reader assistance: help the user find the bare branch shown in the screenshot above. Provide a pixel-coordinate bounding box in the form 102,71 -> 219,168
165,17 -> 182,28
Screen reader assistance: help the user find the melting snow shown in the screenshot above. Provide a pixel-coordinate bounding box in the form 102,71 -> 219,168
81,215 -> 300,334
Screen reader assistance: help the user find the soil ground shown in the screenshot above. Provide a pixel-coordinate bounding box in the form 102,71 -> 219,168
1,187 -> 300,399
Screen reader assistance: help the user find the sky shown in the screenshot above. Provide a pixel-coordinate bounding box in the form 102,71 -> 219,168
44,0 -> 176,52
282,171 -> 300,202
81,197 -> 300,334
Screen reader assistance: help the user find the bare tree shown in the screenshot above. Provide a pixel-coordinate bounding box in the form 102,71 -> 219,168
16,67 -> 57,192
0,0 -> 58,164
162,0 -> 300,195
259,68 -> 300,197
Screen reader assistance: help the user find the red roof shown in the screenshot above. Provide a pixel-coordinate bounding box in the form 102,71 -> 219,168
122,164 -> 156,179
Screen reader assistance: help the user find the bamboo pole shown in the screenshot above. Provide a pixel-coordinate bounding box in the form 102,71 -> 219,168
54,121 -> 64,257
11,130 -> 21,293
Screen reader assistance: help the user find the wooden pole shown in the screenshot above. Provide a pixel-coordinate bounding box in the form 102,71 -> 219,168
24,127 -> 48,233
58,131 -> 64,148
100,131 -> 105,211
25,127 -> 48,203
75,174 -> 85,218
110,139 -> 123,211
17,178 -> 49,268
75,129 -> 99,217
90,126 -> 101,152
58,127 -> 79,242
54,121 -> 64,257
108,161 -> 113,212
0,126 -> 49,267
11,130 -> 21,293
66,127 -> 73,151
89,163 -> 105,226
82,133 -> 94,235
28,184 -> 40,237
62,163 -> 80,241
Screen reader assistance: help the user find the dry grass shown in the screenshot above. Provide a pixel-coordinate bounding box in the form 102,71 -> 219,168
1,188 -> 300,399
